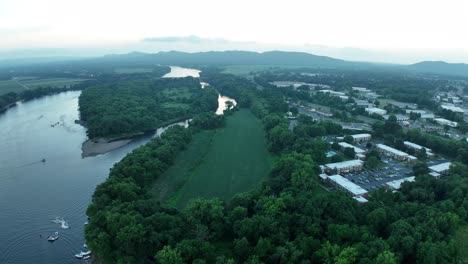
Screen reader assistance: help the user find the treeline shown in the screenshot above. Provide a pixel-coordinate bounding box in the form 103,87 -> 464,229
0,84 -> 88,112
78,77 -> 218,138
0,60 -> 171,80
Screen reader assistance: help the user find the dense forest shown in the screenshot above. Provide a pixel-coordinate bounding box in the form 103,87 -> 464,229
0,82 -> 91,112
78,77 -> 218,138
85,72 -> 468,264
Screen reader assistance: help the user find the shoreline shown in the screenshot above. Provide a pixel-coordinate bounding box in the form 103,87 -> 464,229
80,116 -> 192,158
81,138 -> 134,158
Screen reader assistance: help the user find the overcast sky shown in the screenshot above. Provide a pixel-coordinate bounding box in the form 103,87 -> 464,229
1,0 -> 468,63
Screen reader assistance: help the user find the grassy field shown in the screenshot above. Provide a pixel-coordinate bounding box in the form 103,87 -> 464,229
221,65 -> 302,76
114,68 -> 154,74
0,78 -> 86,95
151,109 -> 273,207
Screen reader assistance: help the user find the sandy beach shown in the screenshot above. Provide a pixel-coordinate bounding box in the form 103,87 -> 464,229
81,138 -> 133,157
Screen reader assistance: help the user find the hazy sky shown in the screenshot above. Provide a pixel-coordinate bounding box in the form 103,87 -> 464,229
1,0 -> 468,63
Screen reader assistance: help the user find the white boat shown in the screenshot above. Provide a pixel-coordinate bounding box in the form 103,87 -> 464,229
83,255 -> 91,260
74,245 -> 92,259
47,232 -> 59,242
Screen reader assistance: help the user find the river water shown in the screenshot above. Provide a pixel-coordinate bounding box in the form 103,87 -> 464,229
0,66 -> 232,263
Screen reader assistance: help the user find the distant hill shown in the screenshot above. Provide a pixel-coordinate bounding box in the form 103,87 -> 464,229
96,50 -> 357,68
406,61 -> 468,77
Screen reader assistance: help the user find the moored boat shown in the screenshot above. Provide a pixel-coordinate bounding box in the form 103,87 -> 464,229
47,232 -> 59,242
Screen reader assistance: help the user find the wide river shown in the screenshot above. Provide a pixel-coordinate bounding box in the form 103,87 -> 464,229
0,67 -> 234,263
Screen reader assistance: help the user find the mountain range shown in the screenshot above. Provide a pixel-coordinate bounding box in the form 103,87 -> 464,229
2,50 -> 468,78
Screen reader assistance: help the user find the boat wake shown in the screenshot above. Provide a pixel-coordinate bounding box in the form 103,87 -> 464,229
52,217 -> 69,229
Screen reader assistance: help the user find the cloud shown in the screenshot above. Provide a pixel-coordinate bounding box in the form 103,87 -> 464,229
142,35 -> 231,44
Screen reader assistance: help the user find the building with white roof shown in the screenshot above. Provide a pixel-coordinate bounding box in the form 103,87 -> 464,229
429,162 -> 451,175
383,114 -> 409,121
365,107 -> 387,116
441,104 -> 465,113
327,174 -> 368,197
338,142 -> 366,159
404,141 -> 434,157
350,133 -> 372,142
353,196 -> 369,204
420,113 -> 435,119
385,176 -> 415,190
352,87 -> 370,92
434,118 -> 458,127
319,90 -> 346,96
324,160 -> 364,174
376,144 -> 414,161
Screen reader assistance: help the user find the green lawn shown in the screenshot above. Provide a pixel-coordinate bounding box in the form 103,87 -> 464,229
0,77 -> 86,95
151,109 -> 273,208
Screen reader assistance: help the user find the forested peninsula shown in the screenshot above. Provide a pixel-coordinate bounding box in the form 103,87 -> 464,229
78,77 -> 218,139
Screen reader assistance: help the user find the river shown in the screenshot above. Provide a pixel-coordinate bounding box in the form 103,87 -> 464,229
0,66 -> 232,263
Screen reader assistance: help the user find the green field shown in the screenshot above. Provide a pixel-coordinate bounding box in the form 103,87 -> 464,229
0,77 -> 86,95
114,68 -> 154,74
151,109 -> 273,207
221,65 -> 305,76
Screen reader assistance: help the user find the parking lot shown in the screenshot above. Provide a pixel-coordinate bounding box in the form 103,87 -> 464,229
342,158 -> 412,191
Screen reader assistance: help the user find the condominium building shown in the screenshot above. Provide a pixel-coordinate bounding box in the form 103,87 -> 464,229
324,159 -> 364,174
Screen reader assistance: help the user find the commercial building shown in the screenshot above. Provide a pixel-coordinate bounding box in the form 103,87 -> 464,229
365,107 -> 387,116
429,162 -> 452,176
385,176 -> 415,190
326,174 -> 368,197
434,118 -> 458,128
324,159 -> 364,174
376,144 -> 413,161
404,141 -> 434,157
441,104 -> 465,114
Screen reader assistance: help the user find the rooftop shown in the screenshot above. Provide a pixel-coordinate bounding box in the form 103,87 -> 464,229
328,174 -> 368,196
404,141 -> 432,152
441,105 -> 465,113
325,159 -> 363,170
338,142 -> 366,154
429,162 -> 452,173
376,144 -> 409,157
352,133 -> 371,139
386,176 -> 415,190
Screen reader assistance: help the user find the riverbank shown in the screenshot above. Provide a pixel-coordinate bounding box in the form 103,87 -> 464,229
81,116 -> 192,157
81,138 -> 134,158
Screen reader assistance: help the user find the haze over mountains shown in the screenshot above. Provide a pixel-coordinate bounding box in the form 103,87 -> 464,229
2,50 -> 467,78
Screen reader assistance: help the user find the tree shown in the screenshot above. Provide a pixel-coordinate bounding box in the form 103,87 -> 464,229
343,147 -> 356,158
343,135 -> 354,144
365,156 -> 380,169
334,247 -> 357,264
290,107 -> 299,115
155,246 -> 183,264
412,162 -> 429,176
375,251 -> 398,264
